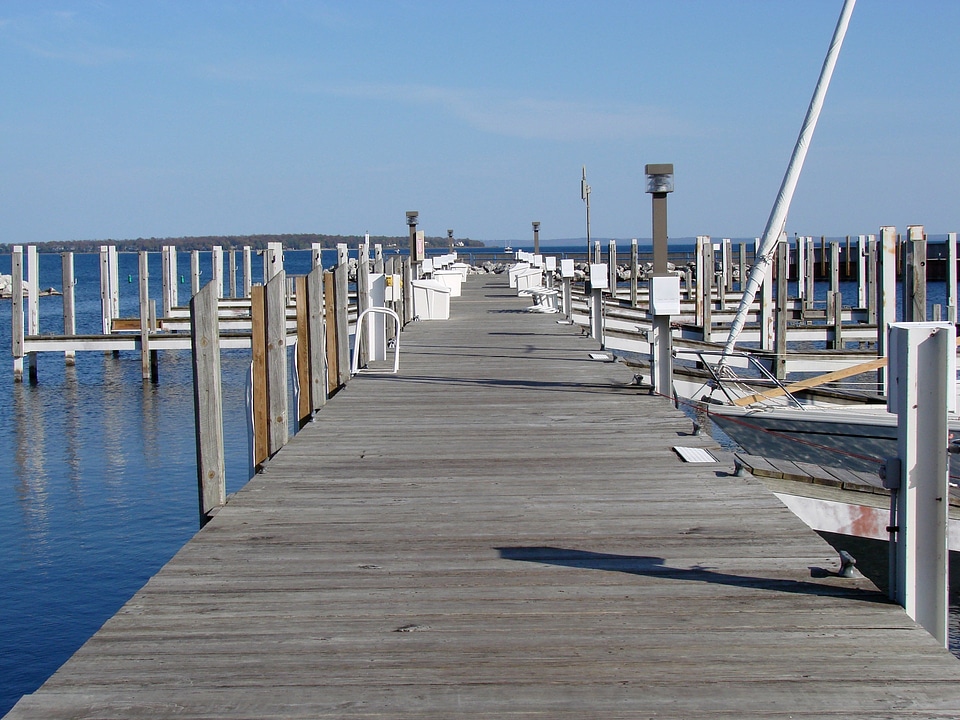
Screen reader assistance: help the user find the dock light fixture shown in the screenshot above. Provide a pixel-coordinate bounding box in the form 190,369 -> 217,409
406,211 -> 423,263
447,228 -> 454,252
645,163 -> 676,398
645,163 -> 674,275
532,221 -> 540,255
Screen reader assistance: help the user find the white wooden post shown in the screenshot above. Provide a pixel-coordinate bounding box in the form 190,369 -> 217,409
888,321 -> 954,647
857,235 -> 868,308
608,240 -> 617,300
211,245 -> 224,299
311,242 -> 323,270
191,250 -> 201,297
99,246 -> 112,334
695,236 -> 707,327
243,246 -> 252,298
948,232 -> 957,324
61,252 -> 76,366
796,236 -> 805,304
630,238 -> 639,307
760,241 -> 775,352
878,226 -> 898,394
109,246 -> 120,322
12,246 -> 24,381
161,245 -> 177,316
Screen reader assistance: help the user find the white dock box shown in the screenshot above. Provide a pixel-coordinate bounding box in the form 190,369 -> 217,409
451,262 -> 470,281
412,279 -> 452,320
433,269 -> 463,297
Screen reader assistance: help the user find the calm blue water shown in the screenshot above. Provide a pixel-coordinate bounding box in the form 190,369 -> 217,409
0,243 -> 956,714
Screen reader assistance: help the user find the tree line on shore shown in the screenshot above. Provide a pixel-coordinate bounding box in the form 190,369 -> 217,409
0,233 -> 486,254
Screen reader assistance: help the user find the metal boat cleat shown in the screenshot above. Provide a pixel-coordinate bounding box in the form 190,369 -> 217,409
838,550 -> 857,578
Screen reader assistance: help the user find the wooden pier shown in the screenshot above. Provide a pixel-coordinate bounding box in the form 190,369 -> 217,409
7,273 -> 960,718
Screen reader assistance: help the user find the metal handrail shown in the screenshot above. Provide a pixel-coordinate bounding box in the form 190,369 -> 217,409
685,349 -> 805,410
351,307 -> 401,376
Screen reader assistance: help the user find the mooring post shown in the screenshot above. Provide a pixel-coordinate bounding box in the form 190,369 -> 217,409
804,237 -> 815,314
242,246 -> 253,298
190,281 -> 226,527
161,245 -> 176,316
12,246 -> 24,382
211,246 -> 223,300
61,251 -> 76,366
856,235 -> 868,309
948,232 -> 958,324
877,227 -> 898,394
190,250 -> 201,297
866,234 -> 878,326
630,238 -> 638,307
716,241 -> 727,313
323,270 -> 338,394
295,275 -> 312,426
26,245 -> 39,383
700,240 -> 713,341
311,242 -> 323,270
335,245 -> 350,387
738,242 -> 746,294
307,265 -> 327,411
228,249 -> 237,299
250,284 -> 268,468
904,225 -> 926,322
139,251 -> 152,381
774,240 -> 788,380
887,321 -> 954,647
760,245 -> 775,352
831,290 -> 843,350
608,240 -> 617,300
694,236 -> 706,327
264,271 -> 289,455
356,239 -> 371,370
374,244 -> 384,274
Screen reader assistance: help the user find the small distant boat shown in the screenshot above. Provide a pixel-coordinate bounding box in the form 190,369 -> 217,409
504,245 -> 513,252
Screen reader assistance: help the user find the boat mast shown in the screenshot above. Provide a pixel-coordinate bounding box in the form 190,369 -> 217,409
723,0 -> 856,357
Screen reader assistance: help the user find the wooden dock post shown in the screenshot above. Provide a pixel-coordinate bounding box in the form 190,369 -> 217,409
699,239 -> 712,341
243,246 -> 252,298
608,240 -> 617,299
856,235 -> 868,309
307,265 -> 327,411
26,245 -> 39,382
866,234 -> 878,326
904,225 -> 926,322
774,241 -> 788,379
804,237 -> 815,313
250,284 -> 268,467
323,270 -> 339,394
296,275 -> 312,427
229,249 -> 237,298
311,242 -> 323,270
888,321 -> 953,647
948,232 -> 958,324
830,290 -> 843,350
138,251 -> 152,381
716,240 -> 727,312
335,245 -> 350,388
878,226 -> 898,394
737,242 -> 746,293
61,251 -> 76,366
12,246 -> 24,382
356,239 -> 371,369
190,250 -> 201,297
190,281 -> 226,526
161,245 -> 178,316
212,246 -> 224,299
630,238 -> 638,307
760,242 -> 774,352
374,244 -> 384,274
265,271 -> 289,455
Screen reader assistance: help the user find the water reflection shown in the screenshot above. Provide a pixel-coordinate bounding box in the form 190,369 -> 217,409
12,382 -> 50,541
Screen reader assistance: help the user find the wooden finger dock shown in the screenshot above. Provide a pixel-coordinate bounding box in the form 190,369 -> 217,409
7,273 -> 960,718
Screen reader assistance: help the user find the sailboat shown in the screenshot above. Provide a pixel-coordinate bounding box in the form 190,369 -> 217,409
691,0 -> 960,481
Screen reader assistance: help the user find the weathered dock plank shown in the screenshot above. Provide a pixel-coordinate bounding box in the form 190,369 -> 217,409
7,273 -> 960,719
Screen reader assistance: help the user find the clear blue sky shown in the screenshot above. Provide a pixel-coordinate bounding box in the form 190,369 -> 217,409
2,1 -> 958,245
